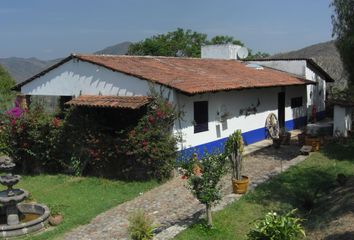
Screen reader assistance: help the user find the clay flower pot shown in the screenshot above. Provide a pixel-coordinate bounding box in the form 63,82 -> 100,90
232,176 -> 249,194
49,214 -> 63,226
192,163 -> 202,176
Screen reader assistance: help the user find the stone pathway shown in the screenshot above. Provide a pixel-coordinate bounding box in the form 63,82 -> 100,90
62,138 -> 307,240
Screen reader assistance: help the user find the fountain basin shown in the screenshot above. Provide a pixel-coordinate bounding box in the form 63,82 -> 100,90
0,203 -> 50,237
0,189 -> 28,204
0,175 -> 21,188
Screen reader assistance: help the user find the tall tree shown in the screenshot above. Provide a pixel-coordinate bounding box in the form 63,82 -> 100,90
128,28 -> 269,59
128,28 -> 207,57
208,35 -> 244,46
0,65 -> 16,111
331,0 -> 354,86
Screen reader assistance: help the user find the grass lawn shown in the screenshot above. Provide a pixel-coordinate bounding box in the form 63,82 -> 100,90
175,138 -> 354,240
1,175 -> 158,240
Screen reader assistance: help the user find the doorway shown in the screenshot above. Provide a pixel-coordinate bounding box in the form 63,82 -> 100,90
278,92 -> 285,128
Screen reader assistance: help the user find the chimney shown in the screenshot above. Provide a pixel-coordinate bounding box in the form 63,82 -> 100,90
201,44 -> 248,60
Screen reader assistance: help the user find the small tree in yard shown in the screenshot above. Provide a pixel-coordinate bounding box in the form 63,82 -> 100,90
182,153 -> 227,227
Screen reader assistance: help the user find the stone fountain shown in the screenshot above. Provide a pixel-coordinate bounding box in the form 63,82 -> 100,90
0,156 -> 50,237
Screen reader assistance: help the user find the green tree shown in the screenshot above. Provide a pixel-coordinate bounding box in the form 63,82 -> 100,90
331,0 -> 354,86
246,50 -> 271,60
128,28 -> 269,59
182,153 -> 227,227
0,65 -> 16,111
208,35 -> 244,46
128,28 -> 207,57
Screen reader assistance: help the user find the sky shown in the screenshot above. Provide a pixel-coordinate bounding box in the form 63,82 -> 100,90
0,0 -> 334,60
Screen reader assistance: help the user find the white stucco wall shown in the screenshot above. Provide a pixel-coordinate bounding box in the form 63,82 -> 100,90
201,45 -> 242,60
21,59 -> 176,102
333,105 -> 352,137
175,85 -> 307,150
250,60 -> 306,77
305,67 -> 326,113
250,60 -> 327,118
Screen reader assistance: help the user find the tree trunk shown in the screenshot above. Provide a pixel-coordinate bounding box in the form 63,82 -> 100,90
206,203 -> 213,227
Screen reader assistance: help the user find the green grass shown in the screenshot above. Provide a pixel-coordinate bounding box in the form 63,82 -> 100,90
175,139 -> 354,240
1,175 -> 158,240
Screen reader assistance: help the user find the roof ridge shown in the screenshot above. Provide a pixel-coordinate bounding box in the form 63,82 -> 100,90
73,53 -> 247,62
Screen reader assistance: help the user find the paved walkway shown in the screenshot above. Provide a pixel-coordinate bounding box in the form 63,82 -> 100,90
62,134 -> 306,240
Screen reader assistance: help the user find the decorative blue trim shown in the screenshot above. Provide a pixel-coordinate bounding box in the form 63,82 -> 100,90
285,116 -> 307,131
316,111 -> 326,121
178,115 -> 308,160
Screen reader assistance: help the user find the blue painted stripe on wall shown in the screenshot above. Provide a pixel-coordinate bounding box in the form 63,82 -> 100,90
285,116 -> 307,131
178,115 -> 308,160
316,111 -> 326,121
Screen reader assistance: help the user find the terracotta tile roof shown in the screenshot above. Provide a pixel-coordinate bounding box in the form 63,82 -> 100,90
65,95 -> 151,109
15,54 -> 315,94
74,55 -> 313,94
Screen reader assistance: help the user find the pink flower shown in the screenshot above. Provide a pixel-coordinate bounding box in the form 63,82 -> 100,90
6,107 -> 24,118
148,116 -> 155,124
52,117 -> 61,127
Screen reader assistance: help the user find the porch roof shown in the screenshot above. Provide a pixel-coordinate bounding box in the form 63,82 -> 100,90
65,95 -> 151,109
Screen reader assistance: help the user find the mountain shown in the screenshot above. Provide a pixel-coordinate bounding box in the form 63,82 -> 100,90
0,41 -> 132,84
272,40 -> 347,89
0,57 -> 61,84
94,41 -> 132,55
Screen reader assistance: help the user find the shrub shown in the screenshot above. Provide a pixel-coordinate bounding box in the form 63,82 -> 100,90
128,210 -> 155,240
126,93 -> 179,181
247,209 -> 305,240
0,103 -> 62,173
0,90 -> 180,180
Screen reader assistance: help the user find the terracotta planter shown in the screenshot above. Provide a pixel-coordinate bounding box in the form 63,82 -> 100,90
305,137 -> 321,151
192,163 -> 202,176
49,214 -> 63,226
232,176 -> 249,194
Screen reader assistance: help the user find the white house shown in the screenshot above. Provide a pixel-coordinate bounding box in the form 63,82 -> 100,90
248,58 -> 333,122
14,48 -> 333,156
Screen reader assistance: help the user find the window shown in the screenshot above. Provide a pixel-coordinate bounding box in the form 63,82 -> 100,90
194,101 -> 208,133
291,97 -> 303,108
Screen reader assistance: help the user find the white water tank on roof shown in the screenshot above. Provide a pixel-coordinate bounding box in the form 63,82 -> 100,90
201,44 -> 247,60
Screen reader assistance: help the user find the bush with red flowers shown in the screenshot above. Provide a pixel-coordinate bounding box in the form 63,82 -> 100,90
0,103 -> 62,173
0,92 -> 180,181
125,95 -> 179,180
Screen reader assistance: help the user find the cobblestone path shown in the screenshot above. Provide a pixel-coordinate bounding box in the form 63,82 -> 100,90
62,140 -> 306,240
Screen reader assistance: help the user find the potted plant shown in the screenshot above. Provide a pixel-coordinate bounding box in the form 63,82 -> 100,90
48,204 -> 64,226
225,130 -> 249,194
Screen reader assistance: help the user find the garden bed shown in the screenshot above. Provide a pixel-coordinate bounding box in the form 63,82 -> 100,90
2,174 -> 158,240
175,138 -> 354,240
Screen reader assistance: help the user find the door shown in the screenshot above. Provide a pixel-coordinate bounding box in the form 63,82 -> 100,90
278,92 -> 285,128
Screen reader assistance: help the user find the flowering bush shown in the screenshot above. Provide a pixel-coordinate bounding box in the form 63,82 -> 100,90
126,95 -> 179,180
0,92 -> 180,180
247,209 -> 305,240
0,103 -> 61,173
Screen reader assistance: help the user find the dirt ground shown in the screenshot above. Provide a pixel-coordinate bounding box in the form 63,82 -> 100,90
306,177 -> 354,240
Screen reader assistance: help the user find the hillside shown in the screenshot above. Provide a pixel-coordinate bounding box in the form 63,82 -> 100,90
94,41 -> 132,55
0,65 -> 16,110
0,41 -> 131,84
0,57 -> 61,84
272,40 -> 347,89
